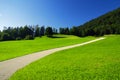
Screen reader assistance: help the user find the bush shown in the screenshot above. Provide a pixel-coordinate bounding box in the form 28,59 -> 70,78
1,33 -> 12,41
16,37 -> 22,40
24,35 -> 34,40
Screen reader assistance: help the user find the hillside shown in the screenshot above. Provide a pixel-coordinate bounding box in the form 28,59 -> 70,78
10,35 -> 120,80
76,8 -> 120,36
0,35 -> 95,61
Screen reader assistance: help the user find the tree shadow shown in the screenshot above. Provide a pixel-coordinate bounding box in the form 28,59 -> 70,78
48,36 -> 66,38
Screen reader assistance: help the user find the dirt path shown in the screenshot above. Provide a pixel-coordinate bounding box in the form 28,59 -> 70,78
0,37 -> 105,80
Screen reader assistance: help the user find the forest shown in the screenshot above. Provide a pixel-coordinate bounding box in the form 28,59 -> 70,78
60,7 -> 120,37
0,8 -> 120,41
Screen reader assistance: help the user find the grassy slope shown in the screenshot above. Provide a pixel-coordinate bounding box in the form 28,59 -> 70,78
0,35 -> 95,61
10,35 -> 120,80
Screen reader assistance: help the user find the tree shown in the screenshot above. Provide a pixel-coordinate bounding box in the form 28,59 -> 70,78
53,28 -> 58,34
40,26 -> 45,37
65,27 -> 69,35
19,27 -> 25,39
79,28 -> 86,37
70,27 -> 79,36
59,28 -> 65,34
59,27 -> 69,35
1,33 -> 11,41
35,25 -> 40,37
0,31 -> 2,40
45,27 -> 53,37
23,25 -> 34,39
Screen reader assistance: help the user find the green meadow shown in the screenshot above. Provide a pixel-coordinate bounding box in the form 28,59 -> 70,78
0,35 -> 95,61
10,35 -> 120,80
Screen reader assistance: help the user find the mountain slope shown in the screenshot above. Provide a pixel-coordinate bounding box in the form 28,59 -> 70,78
76,8 -> 120,36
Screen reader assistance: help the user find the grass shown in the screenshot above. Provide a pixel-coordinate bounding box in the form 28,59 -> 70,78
9,35 -> 120,80
0,35 -> 95,61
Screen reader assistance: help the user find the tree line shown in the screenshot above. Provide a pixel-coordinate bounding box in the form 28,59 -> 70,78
0,25 -> 57,41
59,8 -> 120,37
0,8 -> 120,41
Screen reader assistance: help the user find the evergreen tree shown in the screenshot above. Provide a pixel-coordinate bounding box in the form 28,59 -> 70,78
45,27 -> 53,37
40,26 -> 45,37
35,25 -> 40,37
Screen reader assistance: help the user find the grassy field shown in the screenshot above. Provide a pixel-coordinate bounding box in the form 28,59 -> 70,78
10,35 -> 120,80
0,35 -> 95,61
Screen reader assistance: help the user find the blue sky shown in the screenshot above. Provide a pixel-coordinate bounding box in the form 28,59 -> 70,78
0,0 -> 120,30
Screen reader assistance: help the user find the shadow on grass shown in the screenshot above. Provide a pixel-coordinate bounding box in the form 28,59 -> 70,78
48,36 -> 66,38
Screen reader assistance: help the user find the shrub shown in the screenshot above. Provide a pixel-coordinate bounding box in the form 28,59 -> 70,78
1,33 -> 12,41
24,35 -> 34,40
16,37 -> 22,40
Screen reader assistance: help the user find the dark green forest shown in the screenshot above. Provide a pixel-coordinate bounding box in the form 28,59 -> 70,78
0,26 -> 57,41
60,7 -> 120,37
77,7 -> 120,37
0,7 -> 120,41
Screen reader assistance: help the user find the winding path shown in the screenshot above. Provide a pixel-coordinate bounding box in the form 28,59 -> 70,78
0,37 -> 105,80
